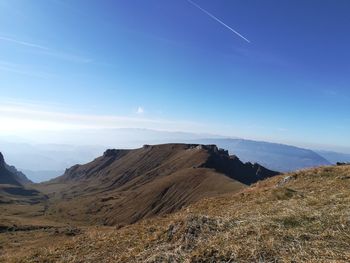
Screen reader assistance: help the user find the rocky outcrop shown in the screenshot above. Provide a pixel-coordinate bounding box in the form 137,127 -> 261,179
5,164 -> 32,185
0,152 -> 21,186
0,152 -> 32,185
0,152 -> 5,168
202,149 -> 279,185
0,152 -> 32,186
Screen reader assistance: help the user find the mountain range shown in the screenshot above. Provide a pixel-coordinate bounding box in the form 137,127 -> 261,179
315,150 -> 350,164
2,129 -> 350,182
1,145 -> 348,262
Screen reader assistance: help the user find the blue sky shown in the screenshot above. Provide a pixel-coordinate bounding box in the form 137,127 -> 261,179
0,0 -> 350,150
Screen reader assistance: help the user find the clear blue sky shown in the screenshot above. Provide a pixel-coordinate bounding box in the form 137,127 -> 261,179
0,0 -> 349,150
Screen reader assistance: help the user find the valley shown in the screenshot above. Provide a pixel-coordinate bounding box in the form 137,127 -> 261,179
0,144 -> 349,262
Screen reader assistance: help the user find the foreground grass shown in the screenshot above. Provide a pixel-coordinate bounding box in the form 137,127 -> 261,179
3,165 -> 350,262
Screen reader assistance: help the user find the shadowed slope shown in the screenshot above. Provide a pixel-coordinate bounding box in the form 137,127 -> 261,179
0,152 -> 32,186
4,164 -> 32,185
0,152 -> 21,186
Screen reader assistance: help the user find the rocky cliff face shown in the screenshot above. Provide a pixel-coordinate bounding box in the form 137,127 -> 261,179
5,164 -> 32,185
0,152 -> 5,168
0,152 -> 32,185
0,152 -> 21,186
202,148 -> 279,185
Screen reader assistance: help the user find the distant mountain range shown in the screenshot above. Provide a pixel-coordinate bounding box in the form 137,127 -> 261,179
0,141 -> 105,182
315,150 -> 350,164
190,138 -> 332,172
1,128 -> 350,181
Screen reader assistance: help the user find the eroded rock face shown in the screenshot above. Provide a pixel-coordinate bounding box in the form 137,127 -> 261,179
202,149 -> 280,185
0,152 -> 5,168
0,152 -> 32,185
103,149 -> 120,157
103,149 -> 130,159
192,144 -> 229,156
0,152 -> 22,186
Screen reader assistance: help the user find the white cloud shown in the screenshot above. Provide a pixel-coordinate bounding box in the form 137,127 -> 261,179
136,106 -> 144,115
0,102 -> 205,135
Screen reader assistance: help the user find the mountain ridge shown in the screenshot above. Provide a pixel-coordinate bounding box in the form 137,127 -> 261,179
1,130 -> 340,182
38,143 -> 278,226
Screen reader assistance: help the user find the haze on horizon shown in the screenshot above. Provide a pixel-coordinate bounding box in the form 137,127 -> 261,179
1,0 -> 350,152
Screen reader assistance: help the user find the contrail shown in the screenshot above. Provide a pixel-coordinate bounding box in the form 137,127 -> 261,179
0,36 -> 49,50
0,36 -> 91,63
186,0 -> 250,43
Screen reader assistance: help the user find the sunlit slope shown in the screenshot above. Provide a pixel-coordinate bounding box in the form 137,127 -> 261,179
18,165 -> 350,263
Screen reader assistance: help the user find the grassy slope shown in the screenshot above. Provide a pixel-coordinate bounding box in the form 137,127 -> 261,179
32,144 -> 269,226
4,165 -> 350,263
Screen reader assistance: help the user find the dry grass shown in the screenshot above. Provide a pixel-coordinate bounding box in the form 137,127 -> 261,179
2,165 -> 350,262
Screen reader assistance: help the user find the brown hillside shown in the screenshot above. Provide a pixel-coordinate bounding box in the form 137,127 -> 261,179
9,165 -> 350,263
37,144 -> 277,226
